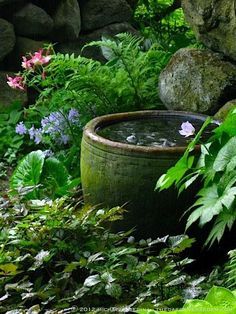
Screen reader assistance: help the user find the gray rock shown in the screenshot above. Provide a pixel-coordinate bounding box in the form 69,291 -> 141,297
182,0 -> 236,61
13,3 -> 53,37
0,71 -> 27,111
53,0 -> 81,42
56,22 -> 137,61
7,36 -> 48,70
0,19 -> 15,61
214,99 -> 236,121
80,0 -> 133,31
159,48 -> 236,114
16,36 -> 47,56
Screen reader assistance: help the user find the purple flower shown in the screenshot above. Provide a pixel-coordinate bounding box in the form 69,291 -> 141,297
60,134 -> 69,145
179,121 -> 195,137
41,112 -> 64,134
68,108 -> 79,123
33,128 -> 43,144
28,126 -> 35,140
16,121 -> 27,135
42,150 -> 53,157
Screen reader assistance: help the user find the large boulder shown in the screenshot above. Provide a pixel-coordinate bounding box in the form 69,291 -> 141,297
0,71 -> 27,111
214,99 -> 236,121
53,0 -> 81,42
6,36 -> 48,70
159,48 -> 236,114
56,22 -> 137,61
80,0 -> 133,31
182,0 -> 236,62
0,19 -> 15,61
13,3 -> 53,38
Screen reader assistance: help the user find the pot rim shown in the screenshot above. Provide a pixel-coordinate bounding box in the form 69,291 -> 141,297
83,110 -> 213,156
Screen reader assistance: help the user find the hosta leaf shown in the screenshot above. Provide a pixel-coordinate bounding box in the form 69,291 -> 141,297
205,286 -> 236,308
183,299 -> 212,309
44,157 -> 70,187
213,137 -> 236,172
10,150 -> 45,193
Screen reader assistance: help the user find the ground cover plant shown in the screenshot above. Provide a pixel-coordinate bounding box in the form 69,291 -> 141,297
134,0 -> 196,52
0,191 -> 202,313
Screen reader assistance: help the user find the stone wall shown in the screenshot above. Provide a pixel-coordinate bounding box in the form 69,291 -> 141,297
158,0 -> 236,116
0,0 -> 135,109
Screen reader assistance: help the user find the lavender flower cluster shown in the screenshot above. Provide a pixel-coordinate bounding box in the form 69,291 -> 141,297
16,108 -> 80,146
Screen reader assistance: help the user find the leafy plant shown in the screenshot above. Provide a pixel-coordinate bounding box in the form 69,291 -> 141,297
0,194 -> 198,312
156,108 -> 236,246
0,106 -> 24,165
10,150 -> 80,199
136,286 -> 236,314
225,249 -> 236,289
135,0 -> 197,52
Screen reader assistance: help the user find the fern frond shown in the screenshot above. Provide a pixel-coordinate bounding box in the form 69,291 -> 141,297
225,249 -> 236,288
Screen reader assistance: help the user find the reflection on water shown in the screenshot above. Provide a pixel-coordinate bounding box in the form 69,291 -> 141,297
97,117 -> 214,147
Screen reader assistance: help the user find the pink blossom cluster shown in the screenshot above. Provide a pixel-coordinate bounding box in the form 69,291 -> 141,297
6,75 -> 25,91
21,49 -> 51,70
6,48 -> 52,91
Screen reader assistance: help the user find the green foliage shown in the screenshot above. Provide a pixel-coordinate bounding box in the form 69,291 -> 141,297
156,109 -> 236,246
12,34 -> 171,181
136,286 -> 236,314
0,107 -> 24,165
225,249 -> 236,289
10,150 -> 80,199
36,33 -> 171,120
135,0 -> 197,52
0,195 -> 198,312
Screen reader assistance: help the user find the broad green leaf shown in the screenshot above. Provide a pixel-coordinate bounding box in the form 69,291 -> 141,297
214,112 -> 236,138
205,286 -> 236,308
10,150 -> 45,191
186,185 -> 221,229
44,157 -> 70,187
183,299 -> 212,309
155,155 -> 192,191
213,137 -> 236,172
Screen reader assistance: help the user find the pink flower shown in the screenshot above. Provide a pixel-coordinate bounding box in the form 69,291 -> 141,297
30,49 -> 51,66
6,75 -> 25,91
179,121 -> 195,137
21,56 -> 33,70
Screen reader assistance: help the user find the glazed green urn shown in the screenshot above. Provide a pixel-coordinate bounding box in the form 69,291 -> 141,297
81,110 -> 209,238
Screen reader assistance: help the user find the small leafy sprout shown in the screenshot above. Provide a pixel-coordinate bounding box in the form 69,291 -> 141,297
179,121 -> 195,137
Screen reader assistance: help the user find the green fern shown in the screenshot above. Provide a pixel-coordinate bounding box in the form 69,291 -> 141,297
34,33 -> 171,121
225,249 -> 236,289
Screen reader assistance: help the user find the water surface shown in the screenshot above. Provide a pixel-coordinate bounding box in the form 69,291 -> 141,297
97,117 -> 214,147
